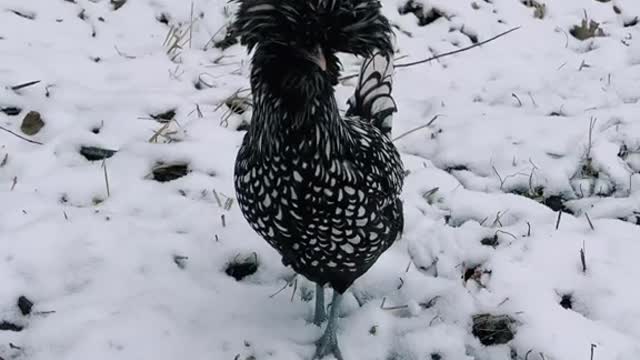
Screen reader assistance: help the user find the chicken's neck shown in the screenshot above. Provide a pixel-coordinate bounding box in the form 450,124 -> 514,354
247,45 -> 350,157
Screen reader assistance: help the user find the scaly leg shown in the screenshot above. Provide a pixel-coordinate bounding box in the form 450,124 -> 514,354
313,283 -> 327,325
313,284 -> 327,326
314,291 -> 344,360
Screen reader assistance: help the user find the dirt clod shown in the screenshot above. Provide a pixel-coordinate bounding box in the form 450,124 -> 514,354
225,254 -> 259,281
472,313 -> 516,345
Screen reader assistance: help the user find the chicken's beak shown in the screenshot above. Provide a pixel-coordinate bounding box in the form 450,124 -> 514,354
308,46 -> 327,71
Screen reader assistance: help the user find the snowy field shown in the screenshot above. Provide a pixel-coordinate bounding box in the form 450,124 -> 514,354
1,0 -> 640,359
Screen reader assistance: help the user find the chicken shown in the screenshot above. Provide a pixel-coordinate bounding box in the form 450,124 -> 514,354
233,1 -> 403,358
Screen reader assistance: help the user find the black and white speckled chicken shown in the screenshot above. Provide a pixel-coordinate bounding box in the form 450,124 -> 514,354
233,0 -> 403,358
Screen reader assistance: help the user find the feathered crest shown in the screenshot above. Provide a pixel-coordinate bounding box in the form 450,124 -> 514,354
232,0 -> 394,57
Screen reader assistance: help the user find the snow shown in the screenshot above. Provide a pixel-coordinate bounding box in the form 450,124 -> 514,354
1,0 -> 639,359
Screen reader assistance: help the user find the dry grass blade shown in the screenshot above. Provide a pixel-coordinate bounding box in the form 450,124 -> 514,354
102,160 -> 111,197
114,45 -> 136,59
203,24 -> 226,50
259,267 -> 302,301
217,89 -> 252,127
163,20 -> 196,62
188,1 -> 194,49
422,187 -> 439,201
580,242 -> 587,273
9,9 -> 36,20
11,80 -> 41,91
269,279 -> 292,298
380,296 -> 440,311
149,121 -> 172,143
585,213 -> 595,230
396,26 -> 521,68
0,125 -> 44,145
212,189 -> 223,207
224,198 -> 234,211
491,210 -> 507,227
586,117 -> 597,160
290,277 -> 298,302
392,114 -> 441,142
149,119 -> 181,143
495,230 -> 518,241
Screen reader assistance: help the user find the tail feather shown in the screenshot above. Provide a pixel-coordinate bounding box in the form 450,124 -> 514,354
346,53 -> 397,138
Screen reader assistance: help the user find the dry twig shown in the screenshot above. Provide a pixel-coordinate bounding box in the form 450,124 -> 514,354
397,26 -> 521,68
340,27 -> 521,81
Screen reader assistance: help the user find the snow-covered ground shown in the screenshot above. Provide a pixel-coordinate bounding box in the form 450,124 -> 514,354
1,0 -> 639,359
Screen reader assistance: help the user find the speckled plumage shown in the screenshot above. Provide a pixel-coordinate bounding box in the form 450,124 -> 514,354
233,0 -> 403,294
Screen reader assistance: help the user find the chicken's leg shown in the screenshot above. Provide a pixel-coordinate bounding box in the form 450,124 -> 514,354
313,283 -> 327,325
314,290 -> 343,360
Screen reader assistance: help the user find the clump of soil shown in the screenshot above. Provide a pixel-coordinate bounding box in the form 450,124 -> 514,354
225,253 -> 259,281
472,313 -> 516,345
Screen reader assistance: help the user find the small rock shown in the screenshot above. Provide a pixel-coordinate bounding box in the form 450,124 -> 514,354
111,0 -> 127,10
156,12 -> 171,25
481,235 -> 499,247
152,163 -> 190,182
80,146 -> 117,161
173,255 -> 188,270
150,109 -> 176,123
399,0 -> 445,26
444,164 -> 469,172
624,17 -> 638,28
0,321 -> 23,332
17,296 -> 33,316
472,313 -> 516,346
543,195 -> 574,214
226,97 -> 250,115
560,294 -> 573,309
369,325 -> 377,335
236,120 -> 250,132
1,106 -> 22,116
20,111 -> 45,135
544,195 -> 564,211
463,264 -> 489,284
